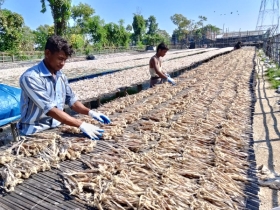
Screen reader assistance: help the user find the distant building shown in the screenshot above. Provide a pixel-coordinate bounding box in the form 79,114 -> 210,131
213,30 -> 267,48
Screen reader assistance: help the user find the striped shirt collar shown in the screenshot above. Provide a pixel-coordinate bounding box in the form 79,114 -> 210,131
38,60 -> 63,78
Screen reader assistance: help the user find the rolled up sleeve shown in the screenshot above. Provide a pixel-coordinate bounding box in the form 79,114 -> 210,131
63,75 -> 78,107
20,76 -> 56,114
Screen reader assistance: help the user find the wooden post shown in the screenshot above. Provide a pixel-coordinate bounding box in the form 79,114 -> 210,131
10,123 -> 18,142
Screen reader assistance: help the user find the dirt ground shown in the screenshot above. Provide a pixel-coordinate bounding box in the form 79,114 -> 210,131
253,57 -> 280,209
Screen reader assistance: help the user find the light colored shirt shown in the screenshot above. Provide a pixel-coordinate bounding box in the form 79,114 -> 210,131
18,61 -> 77,135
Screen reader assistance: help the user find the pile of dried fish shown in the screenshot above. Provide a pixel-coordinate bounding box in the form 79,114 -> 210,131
70,47 -> 233,102
60,48 -> 256,209
0,133 -> 96,192
0,48 -> 255,209
0,48 -> 217,87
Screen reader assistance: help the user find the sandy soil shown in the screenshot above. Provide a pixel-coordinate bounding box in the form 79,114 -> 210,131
253,57 -> 280,209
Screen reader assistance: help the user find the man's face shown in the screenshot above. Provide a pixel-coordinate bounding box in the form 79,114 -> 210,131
45,50 -> 68,71
159,49 -> 168,57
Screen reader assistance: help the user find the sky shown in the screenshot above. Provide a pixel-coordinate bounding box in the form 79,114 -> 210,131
2,0 -> 263,35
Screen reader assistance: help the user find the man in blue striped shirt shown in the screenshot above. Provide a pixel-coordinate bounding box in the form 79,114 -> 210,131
18,35 -> 110,140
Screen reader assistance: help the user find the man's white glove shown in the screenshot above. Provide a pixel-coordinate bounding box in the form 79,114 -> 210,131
89,110 -> 111,124
79,122 -> 104,140
167,77 -> 176,85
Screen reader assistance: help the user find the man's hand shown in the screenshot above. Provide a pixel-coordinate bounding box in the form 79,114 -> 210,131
89,110 -> 111,124
79,122 -> 104,140
167,77 -> 176,85
165,73 -> 170,77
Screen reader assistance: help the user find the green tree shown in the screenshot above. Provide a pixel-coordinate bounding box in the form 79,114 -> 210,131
71,2 -> 94,28
118,20 -> 130,47
104,22 -> 119,46
84,15 -> 107,46
0,9 -> 24,51
19,26 -> 35,51
40,0 -> 72,36
197,16 -> 207,39
170,14 -> 191,43
104,21 -> 130,47
132,13 -> 146,44
146,15 -> 158,35
203,24 -> 220,34
193,28 -> 202,43
157,29 -> 171,44
197,16 -> 207,28
33,24 -> 54,50
143,34 -> 160,46
126,24 -> 132,32
144,29 -> 170,46
118,19 -> 124,27
69,34 -> 84,50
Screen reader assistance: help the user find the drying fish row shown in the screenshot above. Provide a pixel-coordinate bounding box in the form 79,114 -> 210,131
0,48 -> 216,87
70,47 -> 233,102
0,132 -> 98,192
63,48 -> 217,80
58,48 -> 255,209
62,48 -> 217,75
0,48 -> 254,209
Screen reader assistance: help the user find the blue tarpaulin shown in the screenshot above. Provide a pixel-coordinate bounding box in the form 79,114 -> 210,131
0,83 -> 21,126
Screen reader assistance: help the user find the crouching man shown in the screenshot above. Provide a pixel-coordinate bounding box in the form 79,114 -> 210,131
18,35 -> 110,140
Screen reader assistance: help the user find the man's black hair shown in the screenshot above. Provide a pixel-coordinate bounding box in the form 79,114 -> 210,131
157,42 -> 169,53
45,35 -> 74,57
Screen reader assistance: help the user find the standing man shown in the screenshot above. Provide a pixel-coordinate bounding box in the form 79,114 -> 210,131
149,42 -> 176,87
18,35 -> 110,140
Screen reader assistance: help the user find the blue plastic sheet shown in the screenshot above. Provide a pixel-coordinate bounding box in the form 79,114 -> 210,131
0,83 -> 21,126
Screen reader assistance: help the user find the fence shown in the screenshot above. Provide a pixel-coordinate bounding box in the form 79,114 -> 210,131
2,41 -> 250,63
0,46 -> 151,63
0,51 -> 44,63
263,34 -> 280,65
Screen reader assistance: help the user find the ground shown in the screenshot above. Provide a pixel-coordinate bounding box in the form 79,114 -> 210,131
254,57 -> 280,209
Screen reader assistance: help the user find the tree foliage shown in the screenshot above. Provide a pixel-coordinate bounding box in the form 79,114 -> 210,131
71,2 -> 94,30
157,29 -> 171,44
126,24 -> 132,32
197,15 -> 207,28
103,20 -> 130,47
0,9 -> 24,51
170,14 -> 191,43
0,3 -> 223,53
40,0 -> 72,36
20,26 -> 35,51
71,2 -> 94,21
132,14 -> 146,43
146,15 -> 158,35
33,24 -> 54,50
69,33 -> 84,50
84,15 -> 107,46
